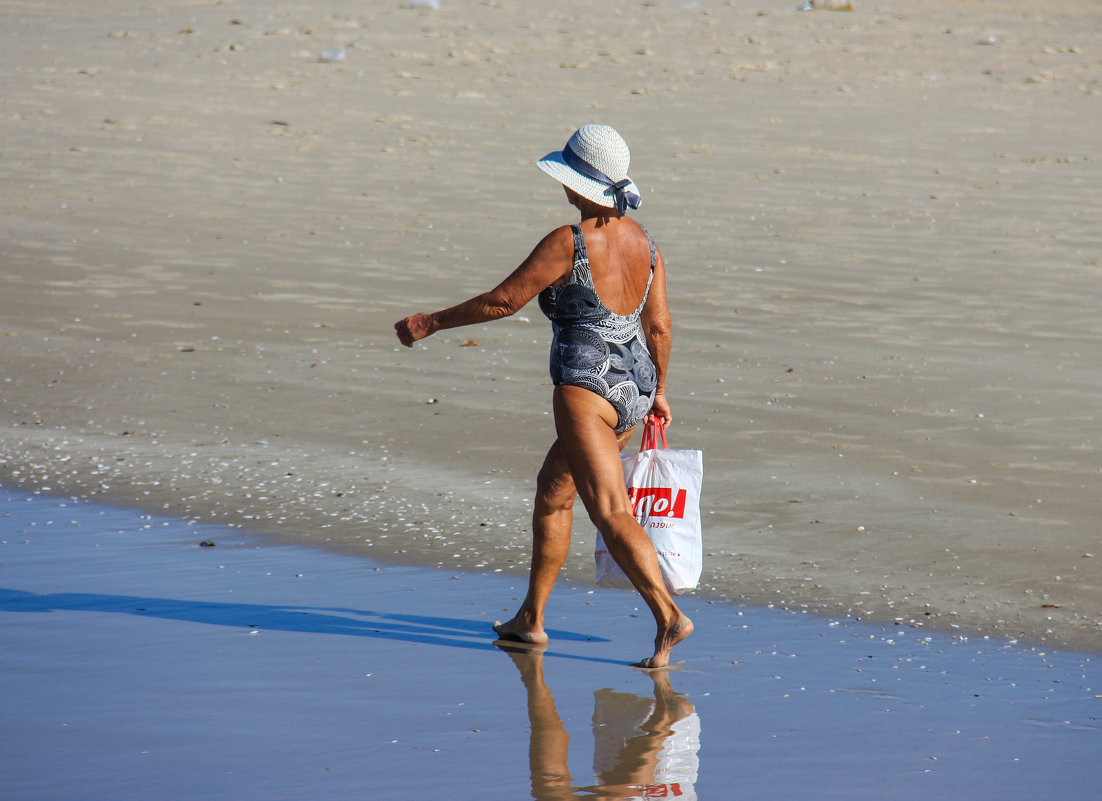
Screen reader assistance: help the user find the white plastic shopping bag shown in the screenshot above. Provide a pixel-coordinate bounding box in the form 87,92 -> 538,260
595,419 -> 703,594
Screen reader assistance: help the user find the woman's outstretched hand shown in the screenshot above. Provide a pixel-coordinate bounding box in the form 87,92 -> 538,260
394,312 -> 435,347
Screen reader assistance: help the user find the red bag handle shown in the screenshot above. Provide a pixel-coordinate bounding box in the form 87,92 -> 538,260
640,417 -> 667,451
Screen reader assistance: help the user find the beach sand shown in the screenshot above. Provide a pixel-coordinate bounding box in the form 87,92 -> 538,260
3,488 -> 1099,799
2,0 -> 1100,653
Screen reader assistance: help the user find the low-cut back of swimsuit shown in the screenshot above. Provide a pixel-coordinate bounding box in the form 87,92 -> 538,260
538,224 -> 658,433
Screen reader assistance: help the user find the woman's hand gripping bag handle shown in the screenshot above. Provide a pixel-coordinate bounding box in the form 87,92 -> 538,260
595,419 -> 704,594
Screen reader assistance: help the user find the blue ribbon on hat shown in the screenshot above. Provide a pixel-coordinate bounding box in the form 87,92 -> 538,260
561,145 -> 641,214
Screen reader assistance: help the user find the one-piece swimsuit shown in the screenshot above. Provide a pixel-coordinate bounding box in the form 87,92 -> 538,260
538,224 -> 658,433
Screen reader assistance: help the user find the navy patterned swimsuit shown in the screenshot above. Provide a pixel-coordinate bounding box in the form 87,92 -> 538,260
538,224 -> 658,433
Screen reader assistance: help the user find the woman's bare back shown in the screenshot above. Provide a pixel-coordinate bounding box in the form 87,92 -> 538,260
572,218 -> 654,317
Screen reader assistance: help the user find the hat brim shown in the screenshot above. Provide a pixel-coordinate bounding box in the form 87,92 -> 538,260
537,151 -> 640,210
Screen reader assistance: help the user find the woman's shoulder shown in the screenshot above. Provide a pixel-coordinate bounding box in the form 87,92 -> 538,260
535,223 -> 578,248
526,224 -> 578,262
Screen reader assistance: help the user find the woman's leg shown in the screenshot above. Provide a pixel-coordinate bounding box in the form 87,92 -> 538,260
494,442 -> 576,644
552,386 -> 693,668
495,417 -> 639,644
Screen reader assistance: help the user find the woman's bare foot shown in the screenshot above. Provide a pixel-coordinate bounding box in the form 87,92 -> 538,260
493,617 -> 549,645
633,615 -> 693,669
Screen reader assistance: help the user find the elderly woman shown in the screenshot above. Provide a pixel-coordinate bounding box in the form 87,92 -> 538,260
394,124 -> 692,668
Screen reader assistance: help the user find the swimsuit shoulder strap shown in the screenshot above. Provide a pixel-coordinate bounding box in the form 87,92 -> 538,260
570,223 -> 587,264
631,225 -> 656,316
568,223 -> 593,287
639,224 -> 657,271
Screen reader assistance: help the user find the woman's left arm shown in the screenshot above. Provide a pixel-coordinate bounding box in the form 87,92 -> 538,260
395,226 -> 573,347
641,247 -> 673,426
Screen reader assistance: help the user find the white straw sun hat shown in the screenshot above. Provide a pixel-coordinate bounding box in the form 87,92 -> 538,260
537,124 -> 641,213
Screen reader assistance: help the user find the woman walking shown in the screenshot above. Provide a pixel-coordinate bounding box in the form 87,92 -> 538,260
395,125 -> 692,667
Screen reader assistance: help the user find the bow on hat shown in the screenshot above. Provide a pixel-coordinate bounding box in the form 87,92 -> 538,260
561,146 -> 642,214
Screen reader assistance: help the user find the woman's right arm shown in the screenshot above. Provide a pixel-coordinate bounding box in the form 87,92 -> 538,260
394,226 -> 574,347
641,247 -> 673,426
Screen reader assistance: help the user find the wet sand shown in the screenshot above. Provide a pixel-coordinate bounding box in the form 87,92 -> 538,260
1,0 -> 1100,650
2,488 -> 1099,800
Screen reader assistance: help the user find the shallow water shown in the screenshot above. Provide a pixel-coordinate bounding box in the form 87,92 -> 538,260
2,487 -> 1099,800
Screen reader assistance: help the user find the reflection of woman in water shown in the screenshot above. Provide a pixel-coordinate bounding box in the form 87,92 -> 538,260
498,643 -> 700,801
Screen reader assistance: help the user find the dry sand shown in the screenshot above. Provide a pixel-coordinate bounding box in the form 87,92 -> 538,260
1,0 -> 1100,650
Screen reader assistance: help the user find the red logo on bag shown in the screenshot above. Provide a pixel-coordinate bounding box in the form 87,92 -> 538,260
628,486 -> 687,519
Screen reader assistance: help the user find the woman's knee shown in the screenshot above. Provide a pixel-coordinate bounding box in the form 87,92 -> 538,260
587,508 -> 637,541
535,463 -> 576,513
